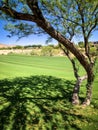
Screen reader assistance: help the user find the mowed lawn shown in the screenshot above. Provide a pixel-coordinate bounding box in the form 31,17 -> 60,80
0,54 -> 98,130
0,54 -> 75,80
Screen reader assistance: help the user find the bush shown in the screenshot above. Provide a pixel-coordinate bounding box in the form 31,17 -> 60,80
12,45 -> 23,49
90,46 -> 97,56
78,42 -> 84,48
41,46 -> 53,56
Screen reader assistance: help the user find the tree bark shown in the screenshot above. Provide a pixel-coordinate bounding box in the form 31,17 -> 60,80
83,82 -> 93,106
72,75 -> 87,105
82,68 -> 94,106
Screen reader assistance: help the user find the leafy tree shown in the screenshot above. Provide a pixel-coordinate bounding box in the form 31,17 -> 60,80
78,42 -> 84,48
13,45 -> 23,49
0,0 -> 98,106
41,46 -> 53,56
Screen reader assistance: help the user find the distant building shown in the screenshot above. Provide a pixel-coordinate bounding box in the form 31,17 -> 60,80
89,41 -> 98,47
93,41 -> 98,45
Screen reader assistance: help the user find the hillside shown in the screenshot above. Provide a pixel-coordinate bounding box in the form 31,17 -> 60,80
0,43 -> 9,48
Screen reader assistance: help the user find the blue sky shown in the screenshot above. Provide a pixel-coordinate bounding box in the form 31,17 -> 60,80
0,20 -> 98,46
0,20 -> 58,46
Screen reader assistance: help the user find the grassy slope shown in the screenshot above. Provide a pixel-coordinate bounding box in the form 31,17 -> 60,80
0,54 -> 98,130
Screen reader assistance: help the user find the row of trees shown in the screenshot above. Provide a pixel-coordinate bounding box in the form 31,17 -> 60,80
1,42 -> 97,50
0,45 -> 42,49
0,0 -> 98,106
0,44 -> 59,50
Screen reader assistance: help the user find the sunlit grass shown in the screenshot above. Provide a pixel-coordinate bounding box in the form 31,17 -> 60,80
0,54 -> 85,80
0,54 -> 98,130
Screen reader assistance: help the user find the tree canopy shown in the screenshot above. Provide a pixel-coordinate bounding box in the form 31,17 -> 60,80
0,0 -> 98,41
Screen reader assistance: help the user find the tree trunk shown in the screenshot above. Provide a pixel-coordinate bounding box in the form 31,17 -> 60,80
72,75 -> 87,105
82,82 -> 93,106
72,78 -> 81,105
82,66 -> 94,106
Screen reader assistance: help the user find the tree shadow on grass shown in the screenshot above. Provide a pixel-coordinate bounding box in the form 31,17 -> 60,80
0,75 -> 97,130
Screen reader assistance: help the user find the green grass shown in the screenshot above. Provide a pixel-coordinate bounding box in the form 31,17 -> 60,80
0,54 -> 98,130
0,54 -> 85,80
0,54 -> 75,80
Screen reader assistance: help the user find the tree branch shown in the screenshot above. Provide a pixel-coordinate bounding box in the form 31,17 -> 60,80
87,15 -> 98,39
59,43 -> 80,79
0,6 -> 36,22
26,0 -> 45,20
